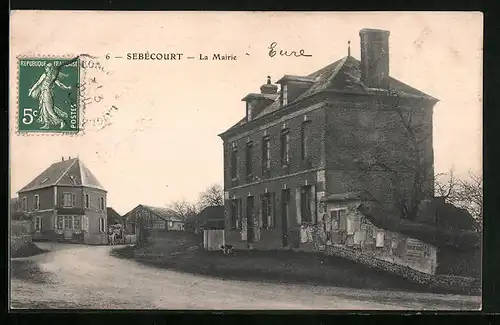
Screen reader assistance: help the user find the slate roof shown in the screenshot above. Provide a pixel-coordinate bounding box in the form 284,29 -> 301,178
18,158 -> 106,193
221,55 -> 437,136
140,205 -> 185,223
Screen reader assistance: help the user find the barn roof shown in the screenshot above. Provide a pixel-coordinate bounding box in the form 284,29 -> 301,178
125,204 -> 186,223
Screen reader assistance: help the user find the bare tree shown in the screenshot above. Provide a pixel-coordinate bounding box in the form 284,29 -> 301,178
166,199 -> 198,221
435,169 -> 483,230
197,184 -> 224,210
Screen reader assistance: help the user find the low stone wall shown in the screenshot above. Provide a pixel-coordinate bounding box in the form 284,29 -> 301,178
325,244 -> 481,295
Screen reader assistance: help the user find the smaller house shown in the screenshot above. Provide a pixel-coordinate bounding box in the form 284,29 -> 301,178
186,206 -> 225,233
17,157 -> 108,245
124,204 -> 186,240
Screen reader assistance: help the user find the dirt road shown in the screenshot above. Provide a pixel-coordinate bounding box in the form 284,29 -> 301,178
10,243 -> 481,310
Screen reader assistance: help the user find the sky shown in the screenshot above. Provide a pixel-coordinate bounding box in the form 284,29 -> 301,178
10,11 -> 483,215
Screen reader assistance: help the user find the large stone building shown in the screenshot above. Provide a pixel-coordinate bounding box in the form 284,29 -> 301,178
17,157 -> 108,244
218,28 -> 439,251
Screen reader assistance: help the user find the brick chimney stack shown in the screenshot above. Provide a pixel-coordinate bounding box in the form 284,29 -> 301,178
260,76 -> 278,95
359,28 -> 390,89
62,157 -> 65,161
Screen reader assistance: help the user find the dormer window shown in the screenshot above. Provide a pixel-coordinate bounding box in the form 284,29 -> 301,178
281,84 -> 288,107
246,102 -> 253,122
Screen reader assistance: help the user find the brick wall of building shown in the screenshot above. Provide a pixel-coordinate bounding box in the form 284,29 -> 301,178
223,103 -> 327,190
324,95 -> 435,213
18,187 -> 54,212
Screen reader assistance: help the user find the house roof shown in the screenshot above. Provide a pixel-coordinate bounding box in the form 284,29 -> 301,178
186,205 -> 224,224
220,55 -> 438,137
18,158 -> 105,193
107,207 -> 123,224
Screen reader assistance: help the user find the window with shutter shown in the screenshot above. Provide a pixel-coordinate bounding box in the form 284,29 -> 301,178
246,142 -> 253,177
281,130 -> 290,165
84,194 -> 89,208
231,199 -> 242,230
34,194 -> 40,210
35,216 -> 42,231
262,137 -> 271,171
22,197 -> 27,211
300,186 -> 312,223
99,218 -> 105,233
57,216 -> 64,230
230,148 -> 238,180
73,216 -> 81,230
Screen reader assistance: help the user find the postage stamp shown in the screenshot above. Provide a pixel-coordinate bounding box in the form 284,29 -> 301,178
17,57 -> 81,134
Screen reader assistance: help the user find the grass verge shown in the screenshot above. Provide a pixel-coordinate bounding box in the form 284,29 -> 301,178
111,242 -> 467,295
11,242 -> 48,258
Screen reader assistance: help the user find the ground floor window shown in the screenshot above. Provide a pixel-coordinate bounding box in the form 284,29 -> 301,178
300,186 -> 313,223
260,193 -> 275,228
57,216 -> 64,230
35,216 -> 42,231
231,199 -> 242,229
64,216 -> 72,229
73,216 -> 81,230
57,215 -> 83,231
82,216 -> 89,232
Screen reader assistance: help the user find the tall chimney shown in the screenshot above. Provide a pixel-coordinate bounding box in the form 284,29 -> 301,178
62,156 -> 64,161
359,28 -> 390,89
260,76 -> 278,95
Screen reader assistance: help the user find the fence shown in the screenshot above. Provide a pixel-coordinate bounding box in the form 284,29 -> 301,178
203,229 -> 225,251
11,220 -> 33,253
124,234 -> 137,244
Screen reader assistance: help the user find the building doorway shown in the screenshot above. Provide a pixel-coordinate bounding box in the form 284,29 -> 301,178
281,189 -> 290,247
246,196 -> 254,243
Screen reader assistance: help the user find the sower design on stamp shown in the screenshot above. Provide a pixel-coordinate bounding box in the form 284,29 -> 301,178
18,58 -> 80,133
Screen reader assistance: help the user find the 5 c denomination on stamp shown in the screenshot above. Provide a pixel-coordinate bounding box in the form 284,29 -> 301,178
18,57 -> 81,134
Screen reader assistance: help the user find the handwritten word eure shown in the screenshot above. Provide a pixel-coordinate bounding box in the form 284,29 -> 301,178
268,42 -> 312,58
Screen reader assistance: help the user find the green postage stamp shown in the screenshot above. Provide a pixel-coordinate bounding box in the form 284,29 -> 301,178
17,57 -> 81,134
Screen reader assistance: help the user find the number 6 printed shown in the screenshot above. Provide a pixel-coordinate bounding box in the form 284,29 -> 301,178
22,108 -> 38,125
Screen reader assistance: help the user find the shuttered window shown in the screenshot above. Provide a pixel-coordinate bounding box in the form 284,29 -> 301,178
261,193 -> 275,228
99,218 -> 105,233
84,194 -> 90,208
82,216 -> 89,231
231,199 -> 242,229
34,194 -> 40,210
57,216 -> 64,230
73,216 -> 81,230
230,148 -> 238,180
35,216 -> 42,231
280,130 -> 290,165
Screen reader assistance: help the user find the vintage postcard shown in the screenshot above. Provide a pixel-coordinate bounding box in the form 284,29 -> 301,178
9,11 -> 483,310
